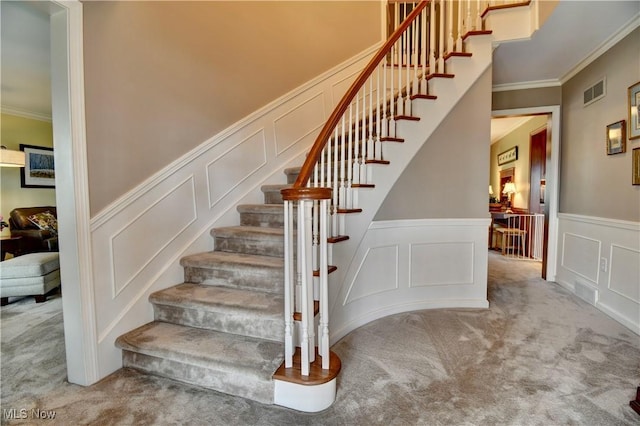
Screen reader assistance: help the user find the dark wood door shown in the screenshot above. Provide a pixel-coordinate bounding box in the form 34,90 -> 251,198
529,126 -> 548,279
529,128 -> 547,214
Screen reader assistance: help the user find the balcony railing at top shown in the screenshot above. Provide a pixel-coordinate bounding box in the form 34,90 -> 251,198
280,0 -> 490,377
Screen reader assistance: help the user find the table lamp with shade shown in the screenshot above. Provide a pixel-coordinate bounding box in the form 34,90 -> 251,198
502,182 -> 517,213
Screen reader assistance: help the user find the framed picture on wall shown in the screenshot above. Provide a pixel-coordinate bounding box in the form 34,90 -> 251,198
633,148 -> 640,185
497,146 -> 518,165
606,120 -> 626,155
628,81 -> 640,140
20,144 -> 55,188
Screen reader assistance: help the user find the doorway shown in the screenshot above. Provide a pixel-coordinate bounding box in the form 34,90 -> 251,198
491,106 -> 561,282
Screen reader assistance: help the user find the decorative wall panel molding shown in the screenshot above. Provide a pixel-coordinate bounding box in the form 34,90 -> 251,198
561,232 -> 601,283
331,218 -> 490,345
344,245 -> 399,305
206,129 -> 267,208
556,214 -> 640,335
273,93 -> 325,156
609,244 -> 640,304
410,242 -> 474,287
111,177 -> 197,296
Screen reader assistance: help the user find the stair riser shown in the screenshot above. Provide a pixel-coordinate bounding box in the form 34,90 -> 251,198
263,190 -> 285,205
184,266 -> 284,294
122,352 -> 274,405
153,304 -> 284,342
240,212 -> 287,228
214,235 -> 284,258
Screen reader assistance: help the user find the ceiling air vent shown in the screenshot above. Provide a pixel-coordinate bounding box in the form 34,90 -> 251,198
583,77 -> 606,107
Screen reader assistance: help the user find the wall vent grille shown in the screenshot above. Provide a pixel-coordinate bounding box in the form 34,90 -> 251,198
583,77 -> 606,107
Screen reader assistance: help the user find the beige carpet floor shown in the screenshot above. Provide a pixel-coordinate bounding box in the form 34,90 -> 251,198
1,251 -> 639,425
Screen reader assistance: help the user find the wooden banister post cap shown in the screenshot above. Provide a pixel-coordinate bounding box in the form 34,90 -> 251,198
281,187 -> 332,201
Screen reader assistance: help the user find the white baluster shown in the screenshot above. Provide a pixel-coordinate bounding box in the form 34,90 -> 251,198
347,104 -> 354,209
476,0 -> 483,30
457,0 -> 464,51
438,0 -> 445,73
421,6 -> 428,93
297,201 -> 309,375
448,0 -> 455,53
430,0 -> 437,75
339,116 -> 346,210
361,86 -> 367,185
390,34 -> 396,138
283,200 -> 294,368
353,91 -> 361,184
331,128 -> 338,237
318,198 -> 330,369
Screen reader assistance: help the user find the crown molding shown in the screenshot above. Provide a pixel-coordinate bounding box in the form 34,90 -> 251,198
492,79 -> 561,92
560,12 -> 640,85
1,105 -> 52,122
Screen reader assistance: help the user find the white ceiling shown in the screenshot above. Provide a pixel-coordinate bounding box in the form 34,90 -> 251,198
1,1 -> 639,130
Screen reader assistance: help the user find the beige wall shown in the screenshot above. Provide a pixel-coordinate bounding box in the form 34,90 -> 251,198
82,1 -> 381,215
560,28 -> 640,221
489,114 -> 548,211
375,68 -> 492,220
492,86 -> 561,111
0,113 -> 56,237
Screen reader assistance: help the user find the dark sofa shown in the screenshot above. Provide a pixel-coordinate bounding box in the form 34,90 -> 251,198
9,206 -> 59,254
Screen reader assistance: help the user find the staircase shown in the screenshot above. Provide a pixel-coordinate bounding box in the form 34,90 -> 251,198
116,186 -> 296,405
115,0 -> 539,413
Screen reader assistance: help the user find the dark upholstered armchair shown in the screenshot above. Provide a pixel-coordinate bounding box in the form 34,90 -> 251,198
9,207 -> 59,254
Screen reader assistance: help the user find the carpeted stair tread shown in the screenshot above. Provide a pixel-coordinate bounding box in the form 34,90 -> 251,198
237,204 -> 285,214
116,322 -> 283,404
180,251 -> 284,293
261,184 -> 291,204
211,225 -> 284,239
181,250 -> 284,269
211,226 -> 284,258
150,283 -> 284,341
151,283 -> 283,314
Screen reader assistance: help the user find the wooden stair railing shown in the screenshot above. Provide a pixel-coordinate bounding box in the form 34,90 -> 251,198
278,0 -> 487,378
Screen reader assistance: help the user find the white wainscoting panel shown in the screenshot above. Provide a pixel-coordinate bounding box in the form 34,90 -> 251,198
609,244 -> 640,304
561,232 -> 601,284
344,245 -> 399,304
330,218 -> 490,344
273,93 -> 325,156
89,45 -> 379,379
206,129 -> 267,208
410,242 -> 474,287
112,177 -> 197,296
556,214 -> 640,335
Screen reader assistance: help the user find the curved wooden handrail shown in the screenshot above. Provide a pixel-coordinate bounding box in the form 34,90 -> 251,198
288,0 -> 429,194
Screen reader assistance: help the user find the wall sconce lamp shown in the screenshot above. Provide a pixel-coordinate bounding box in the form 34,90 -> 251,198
0,146 -> 26,168
502,182 -> 517,213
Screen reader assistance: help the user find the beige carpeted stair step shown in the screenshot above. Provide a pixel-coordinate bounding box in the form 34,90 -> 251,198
238,204 -> 287,228
261,184 -> 291,204
115,321 -> 283,405
181,251 -> 284,294
211,226 -> 284,258
150,283 -> 284,342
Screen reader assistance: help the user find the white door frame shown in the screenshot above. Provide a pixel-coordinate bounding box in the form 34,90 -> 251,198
50,0 -> 98,385
492,105 -> 560,281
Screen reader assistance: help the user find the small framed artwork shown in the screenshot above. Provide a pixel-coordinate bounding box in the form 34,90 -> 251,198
20,144 -> 55,188
628,81 -> 640,140
497,146 -> 518,165
633,148 -> 640,185
606,120 -> 626,155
